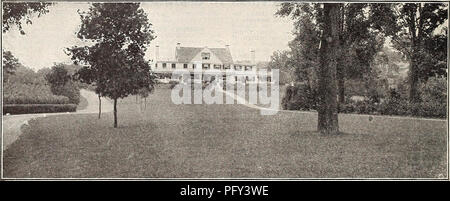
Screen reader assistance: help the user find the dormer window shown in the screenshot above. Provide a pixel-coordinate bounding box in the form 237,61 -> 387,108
201,52 -> 210,60
172,63 -> 176,69
162,63 -> 167,68
214,64 -> 221,69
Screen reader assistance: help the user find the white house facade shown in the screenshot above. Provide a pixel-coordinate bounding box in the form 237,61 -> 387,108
151,43 -> 272,83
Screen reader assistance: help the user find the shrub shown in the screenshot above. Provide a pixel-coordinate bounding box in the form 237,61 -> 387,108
50,81 -> 81,104
3,104 -> 77,115
420,77 -> 447,104
281,83 -> 317,110
3,82 -> 71,104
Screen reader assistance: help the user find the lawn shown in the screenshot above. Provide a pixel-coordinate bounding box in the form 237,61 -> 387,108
3,85 -> 447,178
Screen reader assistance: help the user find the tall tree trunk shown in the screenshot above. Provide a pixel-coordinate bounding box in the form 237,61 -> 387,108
337,68 -> 345,105
317,3 -> 340,135
98,94 -> 101,119
409,56 -> 420,102
408,4 -> 421,103
337,4 -> 346,107
113,98 -> 118,128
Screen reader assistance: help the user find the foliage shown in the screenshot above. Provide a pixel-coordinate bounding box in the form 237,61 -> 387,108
3,104 -> 76,115
2,2 -> 52,34
390,3 -> 448,102
3,64 -> 72,104
45,64 -> 80,104
67,3 -> 157,127
3,82 -> 70,104
2,50 -> 20,82
281,83 -> 317,111
67,3 -> 156,99
268,50 -> 295,85
420,76 -> 447,104
45,64 -> 71,88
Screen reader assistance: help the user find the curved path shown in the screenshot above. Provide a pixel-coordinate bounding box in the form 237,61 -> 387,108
2,89 -> 112,150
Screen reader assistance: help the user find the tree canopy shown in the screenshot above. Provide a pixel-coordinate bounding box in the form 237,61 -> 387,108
2,2 -> 52,34
67,3 -> 157,127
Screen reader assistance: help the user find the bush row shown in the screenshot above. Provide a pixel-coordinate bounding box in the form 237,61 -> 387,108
340,99 -> 447,119
3,104 -> 77,115
3,83 -> 71,104
281,79 -> 447,119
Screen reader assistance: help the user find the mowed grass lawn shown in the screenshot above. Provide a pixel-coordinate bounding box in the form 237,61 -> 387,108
3,85 -> 447,178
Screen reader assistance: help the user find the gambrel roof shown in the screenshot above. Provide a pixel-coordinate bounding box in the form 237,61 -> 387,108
175,47 -> 234,64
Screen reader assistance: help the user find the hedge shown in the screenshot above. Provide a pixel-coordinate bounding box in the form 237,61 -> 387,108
3,104 -> 77,115
3,82 -> 71,104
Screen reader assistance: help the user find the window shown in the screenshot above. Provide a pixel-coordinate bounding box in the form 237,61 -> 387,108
223,64 -> 230,69
183,64 -> 188,69
245,66 -> 252,71
214,64 -> 221,69
201,52 -> 210,60
202,63 -> 210,69
234,65 -> 241,70
155,63 -> 158,68
193,64 -> 197,69
172,63 -> 176,69
162,63 -> 167,68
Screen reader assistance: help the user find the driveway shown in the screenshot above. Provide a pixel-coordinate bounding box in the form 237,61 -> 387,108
2,89 -> 112,150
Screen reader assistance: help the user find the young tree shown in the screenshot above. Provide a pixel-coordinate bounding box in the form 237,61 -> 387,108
391,3 -> 447,102
67,3 -> 156,128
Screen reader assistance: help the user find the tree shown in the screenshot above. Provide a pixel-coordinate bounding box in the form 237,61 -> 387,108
268,50 -> 296,85
45,64 -> 80,104
277,3 -> 392,107
67,3 -> 156,128
2,2 -> 52,82
45,64 -> 71,88
316,4 -> 340,135
391,3 -> 448,102
277,3 -> 340,135
2,2 -> 52,34
2,50 -> 20,82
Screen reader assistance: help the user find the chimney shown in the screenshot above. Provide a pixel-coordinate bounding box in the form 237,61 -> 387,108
176,42 -> 181,50
250,50 -> 255,64
155,45 -> 159,61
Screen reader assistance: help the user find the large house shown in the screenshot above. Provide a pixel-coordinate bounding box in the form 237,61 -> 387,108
151,43 -> 272,83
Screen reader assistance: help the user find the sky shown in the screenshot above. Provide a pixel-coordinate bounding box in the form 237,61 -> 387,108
2,2 -> 294,71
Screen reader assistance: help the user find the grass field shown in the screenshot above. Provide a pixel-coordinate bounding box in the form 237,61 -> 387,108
3,86 -> 447,178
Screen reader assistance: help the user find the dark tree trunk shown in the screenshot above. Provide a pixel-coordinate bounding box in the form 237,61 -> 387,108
317,3 -> 340,135
337,4 -> 346,107
409,57 -> 420,103
408,4 -> 421,103
337,69 -> 345,105
98,94 -> 101,119
113,98 -> 118,128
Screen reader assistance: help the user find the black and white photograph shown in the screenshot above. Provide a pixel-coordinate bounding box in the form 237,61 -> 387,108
1,0 -> 448,185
